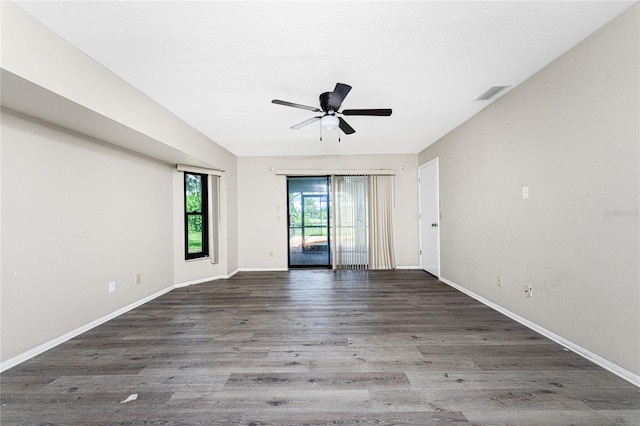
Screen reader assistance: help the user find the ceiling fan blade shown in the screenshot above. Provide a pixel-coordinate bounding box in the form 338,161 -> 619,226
272,99 -> 321,112
328,83 -> 352,110
290,116 -> 322,129
341,108 -> 392,116
338,117 -> 356,135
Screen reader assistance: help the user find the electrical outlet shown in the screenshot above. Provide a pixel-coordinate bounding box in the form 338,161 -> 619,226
135,273 -> 142,285
497,275 -> 503,287
524,284 -> 533,298
109,281 -> 116,293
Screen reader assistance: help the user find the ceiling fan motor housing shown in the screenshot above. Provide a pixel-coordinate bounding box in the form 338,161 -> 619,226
319,92 -> 335,113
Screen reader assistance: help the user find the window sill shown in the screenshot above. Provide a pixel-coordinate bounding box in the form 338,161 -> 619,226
185,256 -> 210,263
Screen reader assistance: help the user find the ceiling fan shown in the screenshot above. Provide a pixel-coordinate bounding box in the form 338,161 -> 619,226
271,83 -> 392,136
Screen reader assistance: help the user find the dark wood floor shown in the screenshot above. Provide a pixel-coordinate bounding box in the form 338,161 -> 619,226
1,270 -> 639,425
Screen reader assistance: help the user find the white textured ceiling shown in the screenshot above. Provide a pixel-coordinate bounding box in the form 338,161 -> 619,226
14,1 -> 636,157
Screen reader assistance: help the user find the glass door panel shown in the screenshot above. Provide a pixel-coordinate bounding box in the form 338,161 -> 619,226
288,176 -> 331,268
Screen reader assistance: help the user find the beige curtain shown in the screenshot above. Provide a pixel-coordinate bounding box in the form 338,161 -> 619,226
368,175 -> 396,269
209,175 -> 220,265
332,175 -> 369,269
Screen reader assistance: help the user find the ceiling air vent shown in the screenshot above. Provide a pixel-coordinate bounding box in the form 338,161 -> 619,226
475,85 -> 510,101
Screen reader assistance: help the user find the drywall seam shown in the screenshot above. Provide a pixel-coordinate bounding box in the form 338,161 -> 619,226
439,276 -> 640,388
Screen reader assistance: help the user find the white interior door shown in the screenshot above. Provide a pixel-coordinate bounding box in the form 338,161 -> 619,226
419,158 -> 440,277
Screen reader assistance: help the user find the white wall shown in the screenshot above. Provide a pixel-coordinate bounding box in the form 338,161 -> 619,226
0,1 -> 240,367
0,2 -> 233,171
1,110 -> 174,362
1,0 -> 239,281
237,154 -> 419,269
419,4 -> 639,377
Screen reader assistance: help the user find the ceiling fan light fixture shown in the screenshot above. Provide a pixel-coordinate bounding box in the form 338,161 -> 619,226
321,115 -> 339,131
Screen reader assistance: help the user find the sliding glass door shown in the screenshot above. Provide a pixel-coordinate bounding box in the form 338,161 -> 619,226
287,176 -> 331,268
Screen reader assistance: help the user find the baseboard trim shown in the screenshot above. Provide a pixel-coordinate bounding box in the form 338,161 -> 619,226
439,276 -> 640,388
396,266 -> 422,270
2,268 -> 244,372
0,284 -> 174,373
174,270 -> 239,288
237,267 -> 289,272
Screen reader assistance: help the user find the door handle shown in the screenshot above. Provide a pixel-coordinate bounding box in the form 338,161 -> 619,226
431,223 -> 438,227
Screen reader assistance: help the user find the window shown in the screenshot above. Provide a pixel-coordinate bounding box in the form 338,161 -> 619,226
184,172 -> 209,260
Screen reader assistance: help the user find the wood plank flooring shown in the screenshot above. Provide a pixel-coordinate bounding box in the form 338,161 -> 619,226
1,270 -> 639,425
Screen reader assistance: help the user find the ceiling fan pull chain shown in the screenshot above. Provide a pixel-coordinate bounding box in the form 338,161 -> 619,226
338,129 -> 341,143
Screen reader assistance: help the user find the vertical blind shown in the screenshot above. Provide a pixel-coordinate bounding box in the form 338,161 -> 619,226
332,174 -> 395,270
333,175 -> 369,269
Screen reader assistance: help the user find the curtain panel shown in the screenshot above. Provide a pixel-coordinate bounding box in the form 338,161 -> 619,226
369,175 -> 396,270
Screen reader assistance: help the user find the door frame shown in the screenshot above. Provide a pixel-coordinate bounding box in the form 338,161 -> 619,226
419,158 -> 440,277
286,175 -> 332,269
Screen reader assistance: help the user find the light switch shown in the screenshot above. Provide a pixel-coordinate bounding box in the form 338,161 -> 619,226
522,186 -> 529,199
